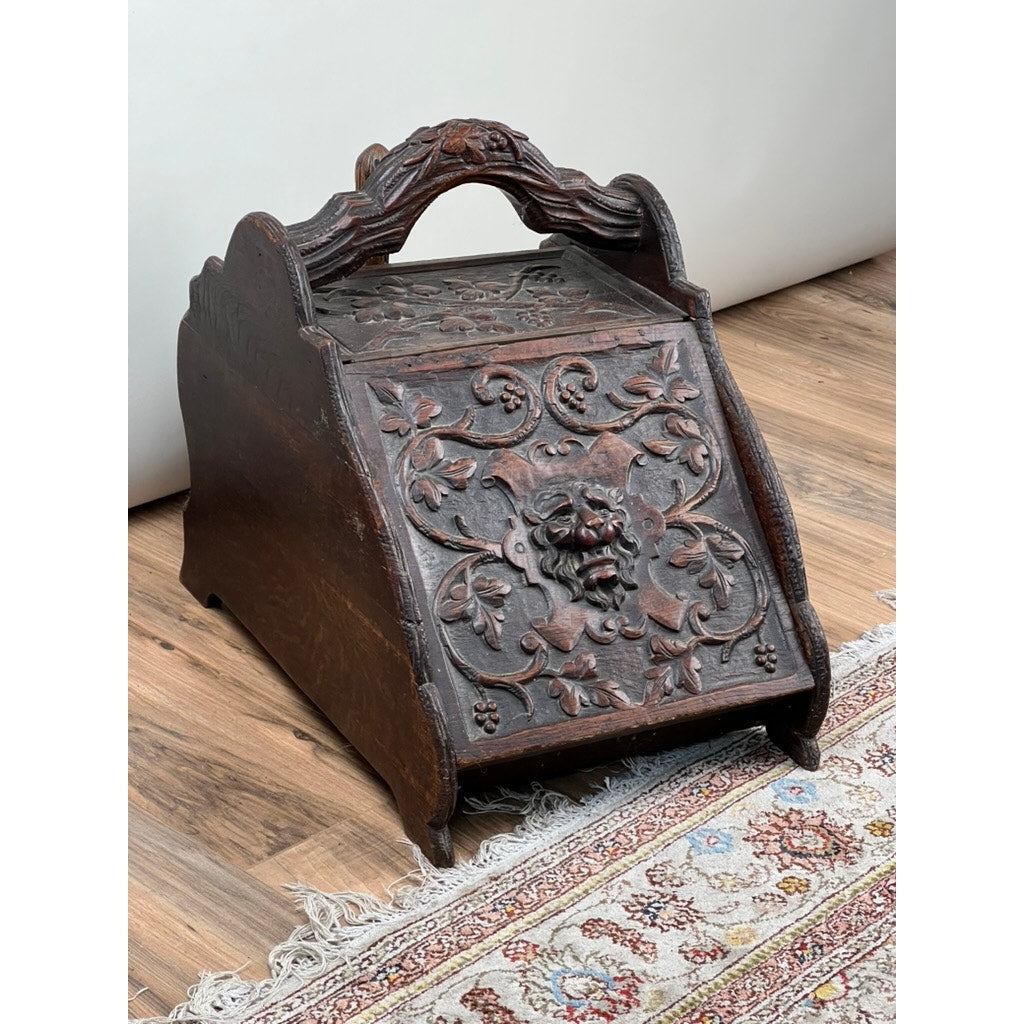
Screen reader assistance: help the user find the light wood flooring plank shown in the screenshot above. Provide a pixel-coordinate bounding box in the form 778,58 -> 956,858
128,804 -> 303,1018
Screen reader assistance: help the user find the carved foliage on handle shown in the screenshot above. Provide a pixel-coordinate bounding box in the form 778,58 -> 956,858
289,119 -> 644,285
402,121 -> 529,168
368,342 -> 774,734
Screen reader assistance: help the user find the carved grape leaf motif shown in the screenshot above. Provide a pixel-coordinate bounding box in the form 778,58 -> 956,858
669,532 -> 745,610
544,652 -> 632,716
326,262 -> 629,348
517,276 -> 606,328
439,574 -> 512,651
353,298 -> 415,323
369,379 -> 443,436
644,636 -> 703,700
409,437 -> 477,511
643,414 -> 710,473
622,343 -> 701,404
368,378 -> 403,404
444,279 -> 509,301
438,309 -> 513,334
318,277 -> 443,320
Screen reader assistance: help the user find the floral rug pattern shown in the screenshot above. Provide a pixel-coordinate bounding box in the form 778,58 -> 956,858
160,628 -> 895,1024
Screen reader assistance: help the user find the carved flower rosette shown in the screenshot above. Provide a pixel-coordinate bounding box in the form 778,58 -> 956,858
367,340 -> 783,737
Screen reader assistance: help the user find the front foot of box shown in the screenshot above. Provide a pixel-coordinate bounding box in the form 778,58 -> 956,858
397,795 -> 454,868
766,720 -> 821,771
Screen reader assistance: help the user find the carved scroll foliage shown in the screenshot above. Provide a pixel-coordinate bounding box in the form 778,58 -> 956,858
438,569 -> 511,652
543,343 -> 702,435
369,342 -> 773,733
543,653 -> 632,717
371,366 -> 542,556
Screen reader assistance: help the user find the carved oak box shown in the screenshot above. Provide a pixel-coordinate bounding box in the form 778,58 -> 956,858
178,119 -> 829,866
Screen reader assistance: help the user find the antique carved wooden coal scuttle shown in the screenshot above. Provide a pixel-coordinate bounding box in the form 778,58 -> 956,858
178,119 -> 830,866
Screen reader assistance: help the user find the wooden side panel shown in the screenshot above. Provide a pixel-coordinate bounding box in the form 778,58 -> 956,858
177,214 -> 456,862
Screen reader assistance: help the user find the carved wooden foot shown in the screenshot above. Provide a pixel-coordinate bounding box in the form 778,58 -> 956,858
395,794 -> 454,868
766,721 -> 821,771
179,559 -> 222,609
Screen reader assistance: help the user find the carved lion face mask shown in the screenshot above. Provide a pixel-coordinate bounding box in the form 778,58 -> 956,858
523,481 -> 642,611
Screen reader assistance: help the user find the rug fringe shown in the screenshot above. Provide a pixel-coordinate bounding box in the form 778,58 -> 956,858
875,588 -> 897,610
830,620 -> 896,679
462,780 -> 575,816
133,621 -> 895,1024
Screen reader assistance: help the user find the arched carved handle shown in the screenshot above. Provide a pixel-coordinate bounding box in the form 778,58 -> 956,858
288,119 -> 645,286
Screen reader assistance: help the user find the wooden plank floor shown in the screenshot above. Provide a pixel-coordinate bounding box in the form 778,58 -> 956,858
128,251 -> 895,1018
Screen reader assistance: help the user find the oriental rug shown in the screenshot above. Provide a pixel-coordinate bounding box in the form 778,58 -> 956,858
146,624 -> 895,1024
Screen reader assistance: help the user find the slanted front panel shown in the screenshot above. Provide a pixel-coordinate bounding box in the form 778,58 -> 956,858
344,322 -> 814,765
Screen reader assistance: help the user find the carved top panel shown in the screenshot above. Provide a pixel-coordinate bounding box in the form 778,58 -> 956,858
313,247 -> 681,361
346,325 -> 812,759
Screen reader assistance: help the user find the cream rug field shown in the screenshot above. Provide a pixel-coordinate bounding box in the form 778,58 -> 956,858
144,623 -> 895,1024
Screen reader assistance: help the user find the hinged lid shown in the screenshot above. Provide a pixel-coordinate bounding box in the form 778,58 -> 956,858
313,245 -> 683,362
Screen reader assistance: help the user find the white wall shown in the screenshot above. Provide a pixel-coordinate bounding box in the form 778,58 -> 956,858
127,0 -> 895,507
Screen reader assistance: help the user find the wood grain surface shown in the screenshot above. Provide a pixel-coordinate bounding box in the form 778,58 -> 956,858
127,251 -> 895,1018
